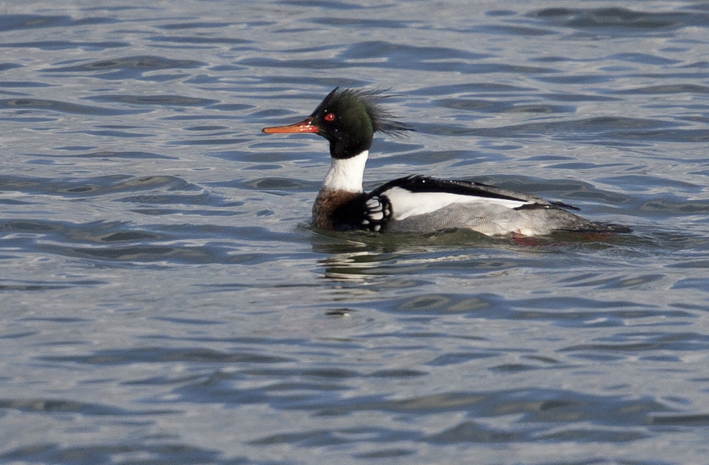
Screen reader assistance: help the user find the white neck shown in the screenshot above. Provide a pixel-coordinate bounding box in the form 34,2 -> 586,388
322,150 -> 368,193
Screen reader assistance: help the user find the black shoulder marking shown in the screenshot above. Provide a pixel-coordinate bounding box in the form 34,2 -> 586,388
360,195 -> 393,232
326,192 -> 393,232
369,175 -> 529,203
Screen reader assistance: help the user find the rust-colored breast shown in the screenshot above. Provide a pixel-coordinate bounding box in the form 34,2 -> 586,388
312,189 -> 364,230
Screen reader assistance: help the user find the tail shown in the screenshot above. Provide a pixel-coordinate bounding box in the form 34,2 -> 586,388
519,204 -> 631,235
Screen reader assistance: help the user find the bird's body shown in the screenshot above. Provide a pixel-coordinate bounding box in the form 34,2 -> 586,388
262,88 -> 629,236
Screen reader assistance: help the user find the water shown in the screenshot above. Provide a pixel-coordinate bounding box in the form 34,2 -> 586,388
1,0 -> 709,463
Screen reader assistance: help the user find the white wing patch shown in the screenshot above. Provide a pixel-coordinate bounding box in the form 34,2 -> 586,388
383,186 -> 530,221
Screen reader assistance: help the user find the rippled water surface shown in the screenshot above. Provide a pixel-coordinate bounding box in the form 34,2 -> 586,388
2,1 -> 709,464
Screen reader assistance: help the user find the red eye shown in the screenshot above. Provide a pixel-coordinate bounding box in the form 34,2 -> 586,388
324,112 -> 335,122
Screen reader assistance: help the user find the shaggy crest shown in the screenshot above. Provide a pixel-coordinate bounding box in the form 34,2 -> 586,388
315,87 -> 414,137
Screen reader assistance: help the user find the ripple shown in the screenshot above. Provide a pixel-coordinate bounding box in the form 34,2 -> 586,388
89,94 -> 219,106
240,56 -> 555,74
42,347 -> 292,365
436,98 -> 575,114
342,40 -> 491,61
0,174 -> 195,198
0,40 -> 129,51
0,444 -> 222,465
616,84 -> 709,94
43,55 -> 205,80
528,7 -> 709,32
147,36 -> 252,46
40,150 -> 178,160
0,398 -> 166,415
0,14 -> 117,32
0,98 -> 143,116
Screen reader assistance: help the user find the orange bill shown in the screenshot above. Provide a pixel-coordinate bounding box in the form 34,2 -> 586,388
262,117 -> 319,134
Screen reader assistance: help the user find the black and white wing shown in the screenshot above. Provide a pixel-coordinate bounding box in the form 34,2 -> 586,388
368,175 -> 572,216
361,175 -> 587,235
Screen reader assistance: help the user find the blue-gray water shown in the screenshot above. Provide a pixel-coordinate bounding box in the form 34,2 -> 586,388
1,1 -> 709,464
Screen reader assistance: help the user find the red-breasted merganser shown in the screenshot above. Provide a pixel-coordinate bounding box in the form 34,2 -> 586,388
262,87 -> 630,236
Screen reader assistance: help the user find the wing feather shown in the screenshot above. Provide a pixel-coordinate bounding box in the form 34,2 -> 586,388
368,175 -> 575,221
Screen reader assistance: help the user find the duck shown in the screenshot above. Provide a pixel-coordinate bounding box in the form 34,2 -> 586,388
262,87 -> 630,236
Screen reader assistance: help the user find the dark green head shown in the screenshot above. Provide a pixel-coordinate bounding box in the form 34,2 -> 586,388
263,87 -> 413,159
